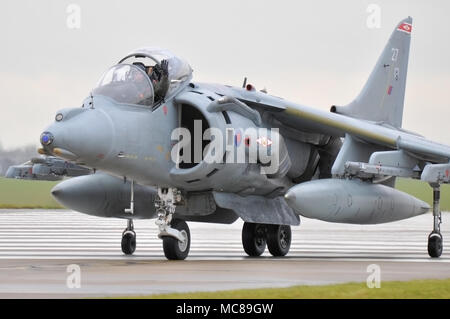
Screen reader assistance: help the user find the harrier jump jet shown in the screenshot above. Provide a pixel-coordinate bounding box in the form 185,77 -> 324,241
5,156 -> 91,181
35,17 -> 448,260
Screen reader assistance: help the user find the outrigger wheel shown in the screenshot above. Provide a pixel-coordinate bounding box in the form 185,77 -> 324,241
121,219 -> 136,255
428,184 -> 443,258
428,232 -> 443,258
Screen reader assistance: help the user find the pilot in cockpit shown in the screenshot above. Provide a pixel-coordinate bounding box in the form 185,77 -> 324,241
148,60 -> 170,103
133,60 -> 169,104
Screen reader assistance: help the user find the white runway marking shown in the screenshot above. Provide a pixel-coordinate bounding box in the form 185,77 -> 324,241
0,209 -> 448,260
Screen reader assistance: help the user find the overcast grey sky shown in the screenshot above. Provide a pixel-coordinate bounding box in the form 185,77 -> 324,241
1,0 -> 449,150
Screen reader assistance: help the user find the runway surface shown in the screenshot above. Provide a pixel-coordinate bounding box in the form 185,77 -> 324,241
0,209 -> 449,298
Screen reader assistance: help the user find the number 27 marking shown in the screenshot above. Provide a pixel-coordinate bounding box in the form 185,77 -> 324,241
391,48 -> 399,61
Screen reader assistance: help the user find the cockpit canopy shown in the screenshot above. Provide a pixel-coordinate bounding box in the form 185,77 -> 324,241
92,48 -> 193,108
93,64 -> 154,106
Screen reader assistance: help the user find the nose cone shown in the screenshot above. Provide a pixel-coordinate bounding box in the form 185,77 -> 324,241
42,108 -> 113,164
284,190 -> 296,204
284,180 -> 338,219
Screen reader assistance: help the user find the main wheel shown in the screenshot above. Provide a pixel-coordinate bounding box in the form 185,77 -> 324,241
267,224 -> 291,257
121,230 -> 136,255
162,219 -> 190,260
242,222 -> 267,257
428,232 -> 443,258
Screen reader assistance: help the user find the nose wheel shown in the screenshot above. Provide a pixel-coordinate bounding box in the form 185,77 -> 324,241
121,219 -> 136,255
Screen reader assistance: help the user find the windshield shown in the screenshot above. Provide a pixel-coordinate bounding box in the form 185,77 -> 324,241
92,64 -> 154,107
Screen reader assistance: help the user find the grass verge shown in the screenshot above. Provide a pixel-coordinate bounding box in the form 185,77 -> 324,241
0,177 -> 63,209
122,279 -> 450,299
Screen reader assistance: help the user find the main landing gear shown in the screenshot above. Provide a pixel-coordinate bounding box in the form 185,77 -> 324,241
242,222 -> 292,257
428,184 -> 443,258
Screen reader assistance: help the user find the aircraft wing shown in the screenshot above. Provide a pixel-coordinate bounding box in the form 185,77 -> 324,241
286,103 -> 450,161
224,91 -> 450,185
201,82 -> 450,164
237,92 -> 449,159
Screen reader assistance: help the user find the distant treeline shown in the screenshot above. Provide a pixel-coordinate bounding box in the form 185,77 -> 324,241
0,144 -> 38,175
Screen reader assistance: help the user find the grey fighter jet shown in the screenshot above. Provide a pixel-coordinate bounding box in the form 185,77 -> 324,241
36,17 -> 448,260
5,156 -> 92,180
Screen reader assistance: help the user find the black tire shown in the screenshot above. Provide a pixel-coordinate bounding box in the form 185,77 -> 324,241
267,224 -> 291,257
242,222 -> 267,257
121,231 -> 136,255
163,219 -> 190,260
428,232 -> 443,258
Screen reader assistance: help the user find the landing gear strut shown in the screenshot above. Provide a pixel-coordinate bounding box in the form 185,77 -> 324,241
155,188 -> 190,260
121,219 -> 136,255
428,184 -> 443,258
242,222 -> 292,257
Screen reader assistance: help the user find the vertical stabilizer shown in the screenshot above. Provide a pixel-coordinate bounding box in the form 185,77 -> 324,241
333,17 -> 412,128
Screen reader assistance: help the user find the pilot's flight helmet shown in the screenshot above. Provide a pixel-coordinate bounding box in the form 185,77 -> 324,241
132,62 -> 147,73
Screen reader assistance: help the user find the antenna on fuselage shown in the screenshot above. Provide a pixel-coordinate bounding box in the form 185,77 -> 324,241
242,77 -> 247,88
89,91 -> 94,109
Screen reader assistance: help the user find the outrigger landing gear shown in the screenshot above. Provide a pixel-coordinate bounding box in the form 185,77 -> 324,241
428,183 -> 443,258
121,219 -> 136,255
155,188 -> 190,260
242,222 -> 292,257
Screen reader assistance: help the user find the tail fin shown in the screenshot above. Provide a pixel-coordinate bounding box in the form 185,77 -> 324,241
332,17 -> 412,128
